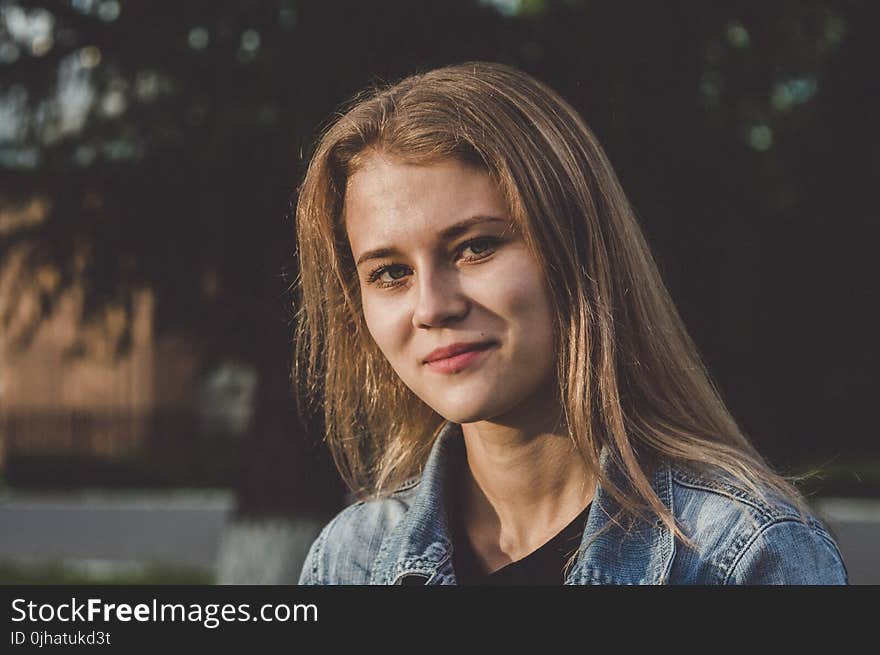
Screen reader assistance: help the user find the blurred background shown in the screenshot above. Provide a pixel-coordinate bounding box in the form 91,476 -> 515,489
0,0 -> 877,584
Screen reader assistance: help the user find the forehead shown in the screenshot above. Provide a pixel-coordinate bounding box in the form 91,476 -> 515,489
342,152 -> 509,248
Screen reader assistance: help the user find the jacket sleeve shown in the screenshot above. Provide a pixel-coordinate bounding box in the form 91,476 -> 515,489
297,524 -> 329,585
724,519 -> 849,585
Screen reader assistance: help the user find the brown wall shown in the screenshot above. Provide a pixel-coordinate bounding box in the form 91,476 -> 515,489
0,248 -> 199,463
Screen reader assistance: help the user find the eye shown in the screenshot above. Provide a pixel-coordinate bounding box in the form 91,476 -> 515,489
367,237 -> 503,289
458,237 -> 499,261
367,264 -> 406,287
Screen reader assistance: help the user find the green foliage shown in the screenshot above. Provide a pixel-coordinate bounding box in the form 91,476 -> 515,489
0,559 -> 213,584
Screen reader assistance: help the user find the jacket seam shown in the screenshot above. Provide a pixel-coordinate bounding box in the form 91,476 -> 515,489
314,501 -> 367,584
721,517 -> 835,585
306,522 -> 329,585
812,528 -> 850,583
369,509 -> 402,584
392,476 -> 421,494
670,472 -> 794,524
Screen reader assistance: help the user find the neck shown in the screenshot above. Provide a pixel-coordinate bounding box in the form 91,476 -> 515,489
457,405 -> 596,567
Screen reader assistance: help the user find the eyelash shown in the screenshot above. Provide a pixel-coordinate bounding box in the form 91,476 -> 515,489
365,237 -> 502,289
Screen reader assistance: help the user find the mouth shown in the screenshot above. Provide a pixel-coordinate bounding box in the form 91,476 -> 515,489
423,341 -> 497,374
423,340 -> 497,363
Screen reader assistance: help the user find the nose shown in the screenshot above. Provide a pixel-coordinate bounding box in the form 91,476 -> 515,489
412,267 -> 469,328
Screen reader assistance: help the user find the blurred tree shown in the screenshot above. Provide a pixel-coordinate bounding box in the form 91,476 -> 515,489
1,0 -> 876,581
0,0 -> 519,582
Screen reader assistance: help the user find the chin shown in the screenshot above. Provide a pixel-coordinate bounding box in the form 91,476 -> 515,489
433,409 -> 487,425
421,393 -> 509,426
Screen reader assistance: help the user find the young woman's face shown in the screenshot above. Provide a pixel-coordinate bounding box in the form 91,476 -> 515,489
344,152 -> 558,426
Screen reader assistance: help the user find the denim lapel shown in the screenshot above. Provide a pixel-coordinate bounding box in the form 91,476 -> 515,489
371,421 -> 676,585
370,421 -> 461,585
566,450 -> 676,585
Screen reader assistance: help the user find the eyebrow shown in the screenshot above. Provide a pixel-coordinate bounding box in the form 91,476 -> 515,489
354,216 -> 510,267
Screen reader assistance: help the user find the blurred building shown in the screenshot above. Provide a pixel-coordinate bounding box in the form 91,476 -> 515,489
0,276 -> 192,461
0,196 -> 256,486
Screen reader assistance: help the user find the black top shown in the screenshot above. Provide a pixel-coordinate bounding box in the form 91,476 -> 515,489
451,499 -> 592,585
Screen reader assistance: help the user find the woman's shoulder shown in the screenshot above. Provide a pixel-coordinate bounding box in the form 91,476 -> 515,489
297,478 -> 421,585
664,462 -> 848,584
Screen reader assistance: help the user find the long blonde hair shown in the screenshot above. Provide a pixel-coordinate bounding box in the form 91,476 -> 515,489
293,61 -> 812,549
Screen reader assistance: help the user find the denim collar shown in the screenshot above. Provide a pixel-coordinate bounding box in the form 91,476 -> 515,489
371,421 -> 676,585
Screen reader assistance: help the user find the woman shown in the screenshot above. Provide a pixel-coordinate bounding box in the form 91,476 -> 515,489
293,62 -> 848,585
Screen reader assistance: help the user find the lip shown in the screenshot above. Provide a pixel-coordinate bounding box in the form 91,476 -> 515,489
423,341 -> 497,364
425,341 -> 498,375
425,347 -> 494,374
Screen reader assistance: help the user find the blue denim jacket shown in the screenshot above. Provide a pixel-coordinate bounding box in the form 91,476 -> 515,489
299,421 -> 848,585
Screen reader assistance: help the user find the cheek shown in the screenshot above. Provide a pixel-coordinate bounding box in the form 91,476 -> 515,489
495,261 -> 552,321
361,299 -> 386,347
506,281 -> 541,317
495,268 -> 556,356
362,296 -> 409,360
